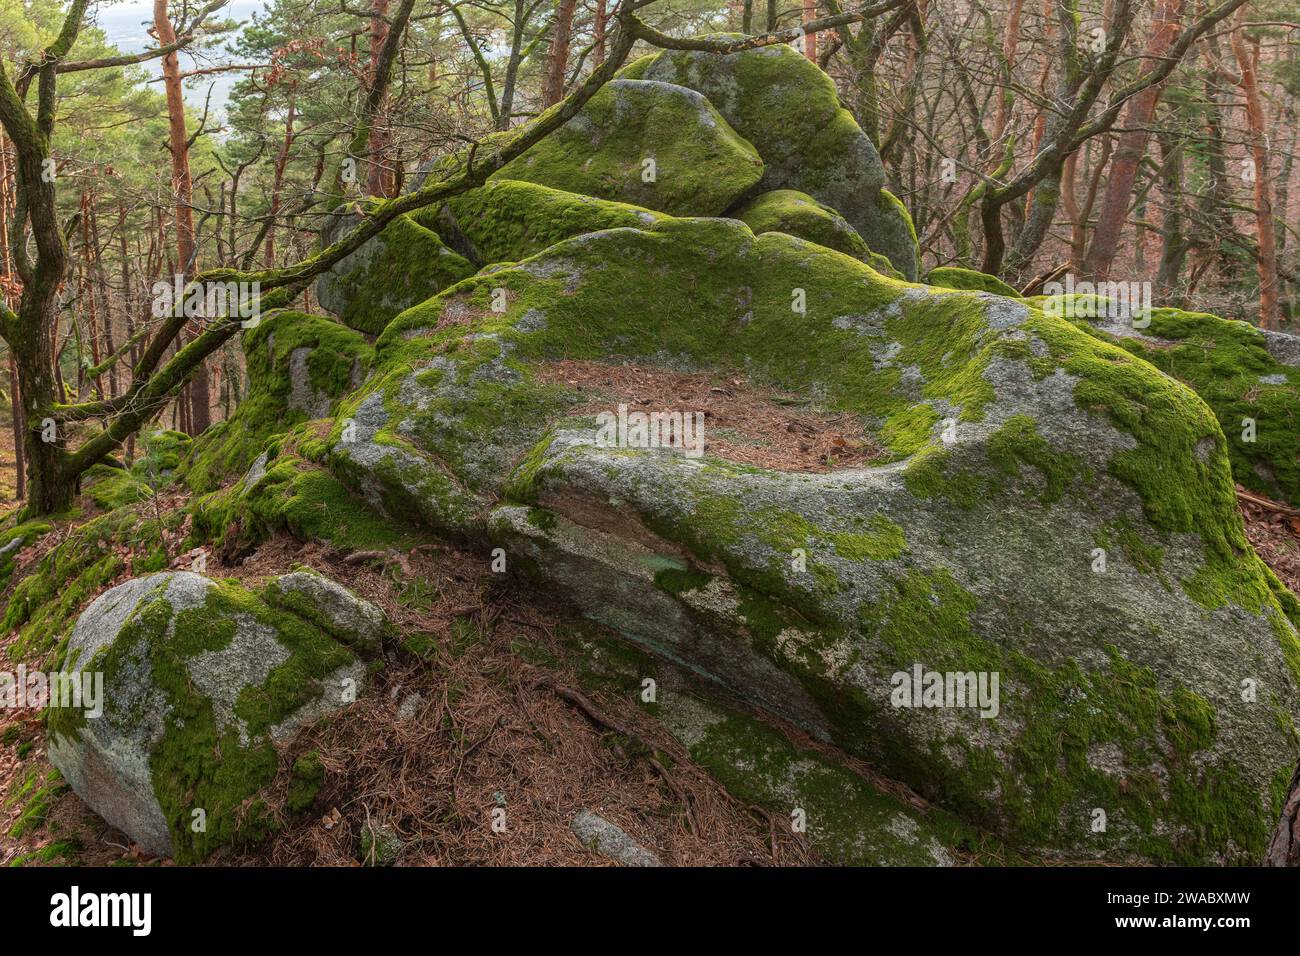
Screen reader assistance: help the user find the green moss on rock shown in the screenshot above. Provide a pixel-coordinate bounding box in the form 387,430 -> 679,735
434,179 -> 666,267
183,311 -> 373,494
495,78 -> 764,217
48,572 -> 363,862
623,39 -> 918,278
316,201 -> 476,335
927,266 -> 1022,298
287,751 -> 324,813
732,188 -> 870,260
1054,303 -> 1300,506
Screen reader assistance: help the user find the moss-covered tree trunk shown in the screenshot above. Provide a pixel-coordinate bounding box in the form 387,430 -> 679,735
14,298 -> 75,515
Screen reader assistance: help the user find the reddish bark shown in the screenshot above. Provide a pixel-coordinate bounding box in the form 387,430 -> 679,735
803,0 -> 818,62
543,0 -> 577,106
1083,0 -> 1185,281
594,0 -> 607,66
154,0 -> 211,432
1231,17 -> 1280,329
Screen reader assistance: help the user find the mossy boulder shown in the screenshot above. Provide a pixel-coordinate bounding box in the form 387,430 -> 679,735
46,570 -> 378,861
493,78 -> 764,217
1036,295 -> 1300,507
183,310 -> 373,494
309,215 -> 1298,863
429,179 -> 666,267
733,189 -> 869,261
622,40 -> 919,278
315,201 -> 476,335
927,266 -> 1022,298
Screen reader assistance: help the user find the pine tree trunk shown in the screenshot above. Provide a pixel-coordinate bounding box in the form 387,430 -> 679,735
543,0 -> 577,107
154,0 -> 211,432
1083,0 -> 1185,281
1231,17 -> 1280,329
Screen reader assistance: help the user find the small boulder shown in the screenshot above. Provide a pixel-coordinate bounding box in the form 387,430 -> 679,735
571,810 -> 662,866
733,189 -> 870,261
927,266 -> 1022,298
359,824 -> 404,865
47,571 -> 367,861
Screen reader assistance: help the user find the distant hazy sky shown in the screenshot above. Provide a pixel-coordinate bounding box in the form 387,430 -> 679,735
93,0 -> 265,119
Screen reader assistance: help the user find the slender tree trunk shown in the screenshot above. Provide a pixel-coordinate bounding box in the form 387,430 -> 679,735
1154,131 -> 1186,303
1231,17 -> 1280,329
0,140 -> 21,500
594,0 -> 607,64
802,0 -> 818,61
155,0 -> 211,432
7,354 -> 22,500
266,93 -> 297,267
498,0 -> 527,129
1083,0 -> 1185,280
366,0 -> 392,197
543,0 -> 578,107
991,0 -> 1025,145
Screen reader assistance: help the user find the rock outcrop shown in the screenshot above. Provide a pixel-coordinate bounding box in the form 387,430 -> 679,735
183,310 -> 373,494
316,202 -> 476,335
494,78 -> 765,216
305,214 -> 1300,863
314,41 -> 921,333
29,40 -> 1300,868
1037,294 -> 1300,507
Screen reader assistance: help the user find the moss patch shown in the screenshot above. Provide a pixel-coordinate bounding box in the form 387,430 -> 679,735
927,266 -> 1022,298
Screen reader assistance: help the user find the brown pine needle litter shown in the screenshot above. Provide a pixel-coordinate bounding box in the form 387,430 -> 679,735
2,531 -> 819,867
534,360 -> 881,472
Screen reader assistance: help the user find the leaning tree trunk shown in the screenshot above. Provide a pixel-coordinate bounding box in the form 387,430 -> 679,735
1267,759 -> 1300,865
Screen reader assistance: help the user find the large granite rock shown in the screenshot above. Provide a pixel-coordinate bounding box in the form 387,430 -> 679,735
1033,294 -> 1300,507
303,214 -> 1300,863
315,201 -> 476,335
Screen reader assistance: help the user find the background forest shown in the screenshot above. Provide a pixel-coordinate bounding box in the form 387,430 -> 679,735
0,0 -> 1292,498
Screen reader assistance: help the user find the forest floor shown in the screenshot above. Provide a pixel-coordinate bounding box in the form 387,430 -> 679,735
0,493 -> 822,867
1,472 -> 1299,867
